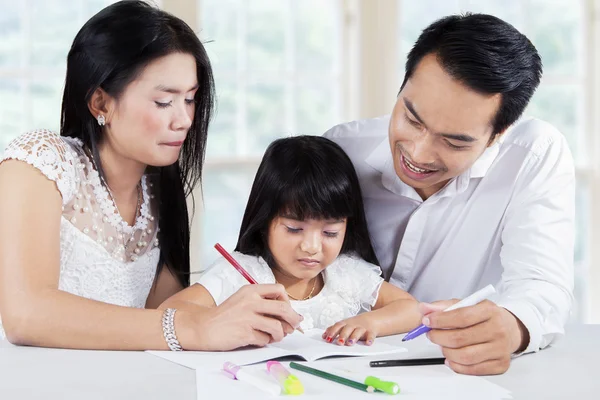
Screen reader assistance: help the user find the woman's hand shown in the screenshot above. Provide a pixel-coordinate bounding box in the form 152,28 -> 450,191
322,314 -> 380,346
176,284 -> 304,351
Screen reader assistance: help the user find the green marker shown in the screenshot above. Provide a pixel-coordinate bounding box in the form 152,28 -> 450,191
365,376 -> 401,395
290,362 -> 378,393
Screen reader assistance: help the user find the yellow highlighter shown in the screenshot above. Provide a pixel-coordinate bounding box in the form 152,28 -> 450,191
267,361 -> 305,395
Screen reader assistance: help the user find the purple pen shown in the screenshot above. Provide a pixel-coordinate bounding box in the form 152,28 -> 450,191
402,285 -> 496,342
402,324 -> 431,341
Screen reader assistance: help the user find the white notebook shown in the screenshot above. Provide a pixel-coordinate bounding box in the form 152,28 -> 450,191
147,329 -> 407,370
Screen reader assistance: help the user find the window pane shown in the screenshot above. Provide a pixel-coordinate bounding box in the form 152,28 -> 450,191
201,0 -> 239,72
295,0 -> 338,72
572,178 -> 590,322
0,79 -> 23,151
246,0 -> 286,73
525,0 -> 584,77
296,81 -> 336,136
246,80 -> 286,154
201,165 -> 259,268
30,77 -> 63,132
459,0 -> 524,29
399,0 -> 460,62
524,84 -> 583,160
575,179 -> 589,265
30,0 -> 81,68
0,2 -> 22,68
206,74 -> 238,157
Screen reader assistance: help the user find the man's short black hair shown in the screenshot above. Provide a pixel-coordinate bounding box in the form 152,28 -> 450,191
401,13 -> 543,136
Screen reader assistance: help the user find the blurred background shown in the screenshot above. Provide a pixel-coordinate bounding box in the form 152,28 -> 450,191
0,0 -> 598,323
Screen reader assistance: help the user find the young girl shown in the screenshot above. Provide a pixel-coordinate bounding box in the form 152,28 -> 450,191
163,136 -> 421,346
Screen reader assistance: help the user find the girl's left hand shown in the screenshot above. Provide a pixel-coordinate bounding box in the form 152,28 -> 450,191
322,314 -> 379,346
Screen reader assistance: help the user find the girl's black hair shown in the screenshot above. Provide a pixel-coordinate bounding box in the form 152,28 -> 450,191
60,1 -> 215,287
235,135 -> 379,268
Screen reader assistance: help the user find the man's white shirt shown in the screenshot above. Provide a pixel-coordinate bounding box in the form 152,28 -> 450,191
325,116 -> 575,353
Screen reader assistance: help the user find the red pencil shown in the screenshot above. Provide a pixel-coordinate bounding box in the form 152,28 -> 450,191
213,243 -> 304,334
214,243 -> 258,284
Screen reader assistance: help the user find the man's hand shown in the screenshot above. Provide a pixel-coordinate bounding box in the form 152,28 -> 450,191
421,300 -> 529,375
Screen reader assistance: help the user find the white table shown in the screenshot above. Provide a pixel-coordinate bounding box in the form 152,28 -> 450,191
1,324 -> 598,399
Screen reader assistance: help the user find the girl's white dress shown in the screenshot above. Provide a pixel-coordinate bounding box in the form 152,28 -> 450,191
197,252 -> 384,331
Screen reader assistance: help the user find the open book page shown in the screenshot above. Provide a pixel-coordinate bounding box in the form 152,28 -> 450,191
269,329 -> 407,362
147,329 -> 406,370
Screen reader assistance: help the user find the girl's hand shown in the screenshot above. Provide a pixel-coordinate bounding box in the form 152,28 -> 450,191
322,314 -> 380,346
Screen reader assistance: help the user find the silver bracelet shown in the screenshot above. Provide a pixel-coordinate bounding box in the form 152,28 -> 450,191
162,308 -> 183,351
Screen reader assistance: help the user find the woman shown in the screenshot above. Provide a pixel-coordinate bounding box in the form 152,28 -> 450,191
0,0 -> 301,351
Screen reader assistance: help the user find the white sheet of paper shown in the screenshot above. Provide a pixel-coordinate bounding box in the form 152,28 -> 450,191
325,363 -> 513,399
151,329 -> 512,399
194,361 -> 512,400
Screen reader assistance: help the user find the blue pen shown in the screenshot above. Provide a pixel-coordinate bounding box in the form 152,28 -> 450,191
403,285 -> 496,342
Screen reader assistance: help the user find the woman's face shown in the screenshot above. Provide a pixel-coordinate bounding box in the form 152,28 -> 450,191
99,52 -> 199,167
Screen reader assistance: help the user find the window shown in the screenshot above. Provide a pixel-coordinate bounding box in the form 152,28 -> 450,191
0,0 -> 119,153
198,0 -> 344,268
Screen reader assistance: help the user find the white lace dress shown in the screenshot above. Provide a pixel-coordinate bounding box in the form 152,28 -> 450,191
0,129 -> 160,338
197,252 -> 384,331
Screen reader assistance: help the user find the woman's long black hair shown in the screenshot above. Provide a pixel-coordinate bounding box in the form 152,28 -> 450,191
235,135 -> 379,268
60,1 -> 215,287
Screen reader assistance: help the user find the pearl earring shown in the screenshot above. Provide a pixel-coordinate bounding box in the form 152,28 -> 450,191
97,115 -> 106,126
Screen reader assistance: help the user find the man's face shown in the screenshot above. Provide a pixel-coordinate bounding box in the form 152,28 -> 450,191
389,53 -> 502,199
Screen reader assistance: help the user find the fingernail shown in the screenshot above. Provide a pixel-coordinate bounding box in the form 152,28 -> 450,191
326,336 -> 332,343
444,359 -> 450,367
322,333 -> 327,339
422,317 -> 430,326
338,338 -> 345,344
366,340 -> 373,345
347,339 -> 354,345
299,314 -> 304,321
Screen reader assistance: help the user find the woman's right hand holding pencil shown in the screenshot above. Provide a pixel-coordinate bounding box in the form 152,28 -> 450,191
173,284 -> 304,351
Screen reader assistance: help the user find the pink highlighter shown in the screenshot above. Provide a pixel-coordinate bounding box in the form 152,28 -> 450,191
266,361 -> 305,395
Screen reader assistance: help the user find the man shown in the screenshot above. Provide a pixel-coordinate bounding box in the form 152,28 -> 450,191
325,13 -> 574,375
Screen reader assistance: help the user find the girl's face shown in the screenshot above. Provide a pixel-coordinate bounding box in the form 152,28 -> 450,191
267,215 -> 347,281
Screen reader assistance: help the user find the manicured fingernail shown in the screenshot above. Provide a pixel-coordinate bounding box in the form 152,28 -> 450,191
326,336 -> 333,343
347,339 -> 354,345
338,338 -> 345,344
366,340 -> 373,345
422,317 -> 430,326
